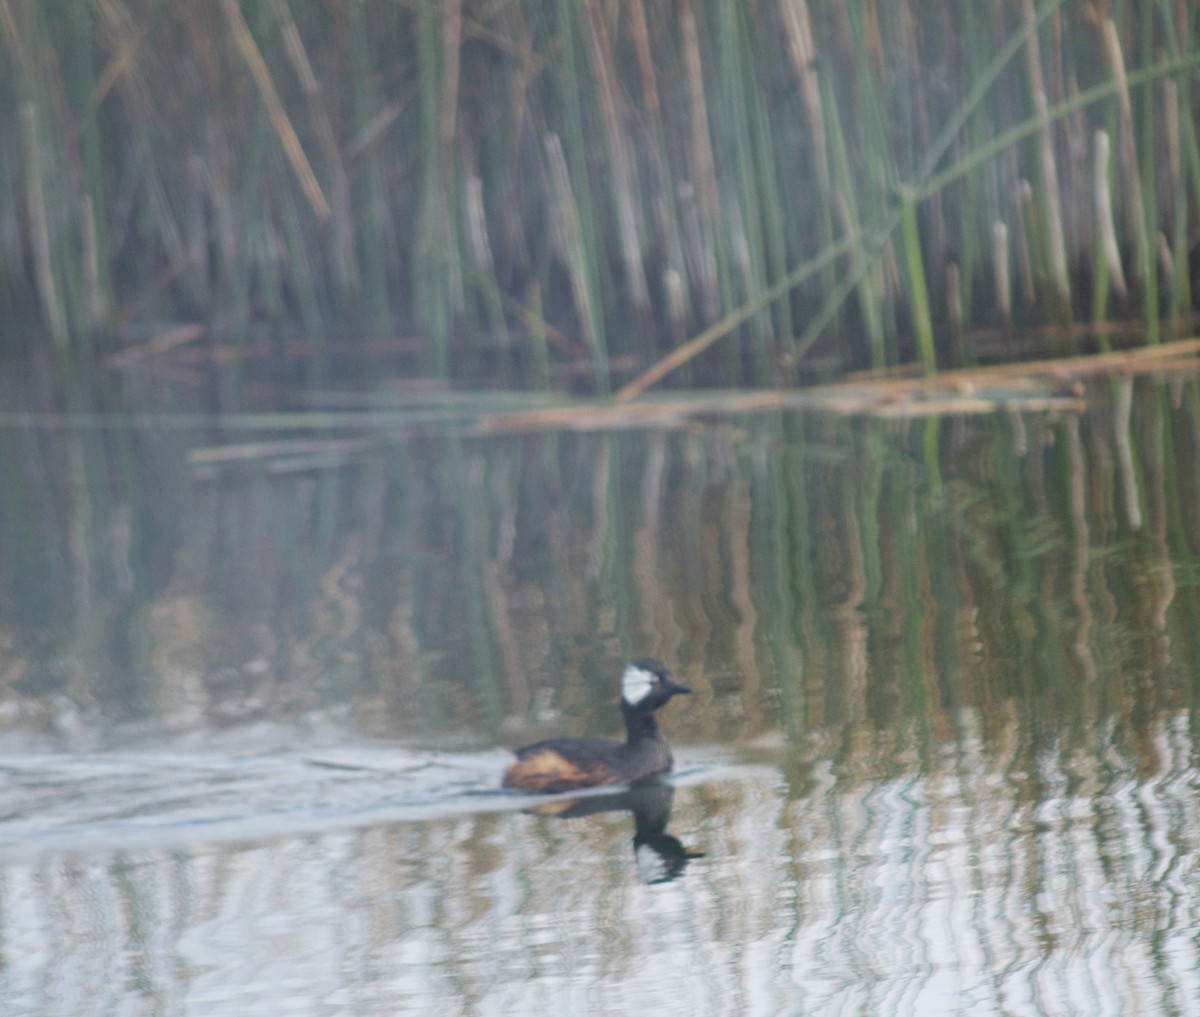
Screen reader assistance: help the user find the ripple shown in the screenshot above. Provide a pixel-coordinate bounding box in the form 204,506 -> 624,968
0,743 -> 741,858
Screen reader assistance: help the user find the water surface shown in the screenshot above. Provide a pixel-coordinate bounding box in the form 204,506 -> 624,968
2,372 -> 1199,1015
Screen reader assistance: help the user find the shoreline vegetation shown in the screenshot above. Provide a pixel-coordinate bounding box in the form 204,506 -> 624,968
2,1 -> 1199,397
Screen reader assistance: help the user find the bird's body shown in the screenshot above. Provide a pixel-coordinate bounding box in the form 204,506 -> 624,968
503,659 -> 690,793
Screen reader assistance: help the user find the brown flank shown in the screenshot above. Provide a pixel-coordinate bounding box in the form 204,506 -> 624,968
502,748 -> 618,793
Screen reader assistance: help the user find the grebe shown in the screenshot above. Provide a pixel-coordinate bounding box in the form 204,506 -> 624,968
502,658 -> 691,793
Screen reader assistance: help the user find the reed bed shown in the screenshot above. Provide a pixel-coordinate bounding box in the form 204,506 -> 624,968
1,0 -> 1198,394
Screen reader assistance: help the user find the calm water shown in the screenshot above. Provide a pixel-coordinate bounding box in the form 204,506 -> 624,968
2,371 -> 1200,1015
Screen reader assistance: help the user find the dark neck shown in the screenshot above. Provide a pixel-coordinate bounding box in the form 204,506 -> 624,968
621,701 -> 662,744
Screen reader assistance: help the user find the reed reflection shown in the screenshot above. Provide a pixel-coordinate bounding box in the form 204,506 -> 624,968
2,375 -> 1200,793
3,373 -> 1200,1013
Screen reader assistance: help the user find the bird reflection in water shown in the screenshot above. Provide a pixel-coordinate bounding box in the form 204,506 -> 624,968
525,779 -> 703,884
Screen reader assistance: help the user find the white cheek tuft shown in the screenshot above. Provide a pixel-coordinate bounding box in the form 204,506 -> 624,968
621,665 -> 655,705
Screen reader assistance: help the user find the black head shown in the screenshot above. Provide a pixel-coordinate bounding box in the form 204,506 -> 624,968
620,658 -> 691,711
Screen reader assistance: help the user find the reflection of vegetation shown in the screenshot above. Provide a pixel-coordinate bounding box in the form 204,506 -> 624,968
3,377 -> 1200,800
3,3 -> 1198,388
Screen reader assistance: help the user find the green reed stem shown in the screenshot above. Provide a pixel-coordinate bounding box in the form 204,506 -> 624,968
1135,5 -> 1159,344
553,0 -> 608,392
823,77 -> 887,367
415,0 -> 449,377
900,191 -> 936,376
349,2 -> 391,334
